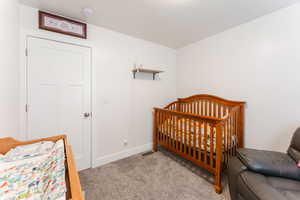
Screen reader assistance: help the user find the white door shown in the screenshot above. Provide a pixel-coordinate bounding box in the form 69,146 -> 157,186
26,37 -> 92,170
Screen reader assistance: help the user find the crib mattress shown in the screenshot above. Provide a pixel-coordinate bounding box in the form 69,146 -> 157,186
158,118 -> 237,152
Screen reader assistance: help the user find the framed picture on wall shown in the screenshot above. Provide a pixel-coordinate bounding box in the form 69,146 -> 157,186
39,11 -> 87,39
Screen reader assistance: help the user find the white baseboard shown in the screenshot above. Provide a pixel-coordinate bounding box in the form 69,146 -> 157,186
92,143 -> 152,168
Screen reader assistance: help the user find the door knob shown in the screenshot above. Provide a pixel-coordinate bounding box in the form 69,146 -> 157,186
84,112 -> 90,118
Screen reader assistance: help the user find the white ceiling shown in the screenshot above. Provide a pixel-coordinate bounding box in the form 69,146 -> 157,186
19,0 -> 300,49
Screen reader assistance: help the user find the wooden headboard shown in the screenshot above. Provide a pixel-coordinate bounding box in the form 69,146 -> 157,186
164,94 -> 245,118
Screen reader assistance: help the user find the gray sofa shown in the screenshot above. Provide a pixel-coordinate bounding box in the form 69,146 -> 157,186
228,128 -> 300,200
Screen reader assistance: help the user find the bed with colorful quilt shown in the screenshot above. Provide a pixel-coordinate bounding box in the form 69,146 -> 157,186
0,135 -> 84,200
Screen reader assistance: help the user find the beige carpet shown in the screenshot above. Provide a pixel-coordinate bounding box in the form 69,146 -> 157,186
79,149 -> 229,200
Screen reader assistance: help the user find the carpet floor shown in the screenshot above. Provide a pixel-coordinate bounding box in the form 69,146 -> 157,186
79,149 -> 227,200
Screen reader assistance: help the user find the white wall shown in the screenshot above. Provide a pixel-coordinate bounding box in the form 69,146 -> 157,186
20,5 -> 177,167
177,3 -> 300,152
0,0 -> 20,138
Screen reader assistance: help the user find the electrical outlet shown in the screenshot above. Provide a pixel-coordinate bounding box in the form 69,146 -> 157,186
123,140 -> 128,146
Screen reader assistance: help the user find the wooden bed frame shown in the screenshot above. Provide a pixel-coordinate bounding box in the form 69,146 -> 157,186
0,135 -> 84,200
153,94 -> 246,193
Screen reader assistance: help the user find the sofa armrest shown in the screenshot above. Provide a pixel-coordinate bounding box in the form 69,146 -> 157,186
237,148 -> 300,181
228,157 -> 248,200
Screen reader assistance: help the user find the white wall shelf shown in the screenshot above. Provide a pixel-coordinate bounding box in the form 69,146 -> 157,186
132,68 -> 164,80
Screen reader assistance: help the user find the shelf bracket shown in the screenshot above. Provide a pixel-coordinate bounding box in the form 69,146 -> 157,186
133,71 -> 137,79
153,72 -> 156,80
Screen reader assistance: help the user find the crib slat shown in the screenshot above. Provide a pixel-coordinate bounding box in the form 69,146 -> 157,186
164,113 -> 167,147
203,101 -> 206,116
170,115 -> 173,148
176,117 -> 178,151
204,121 -> 208,165
227,117 -> 232,156
198,120 -> 202,162
210,124 -> 214,168
167,114 -> 170,147
169,114 -> 172,148
179,118 -> 182,152
174,115 -> 177,150
188,119 -> 192,156
235,112 -> 238,154
160,112 -> 163,145
193,119 -> 197,159
231,116 -> 234,156
206,101 -> 208,116
226,119 -> 230,164
161,112 -> 164,145
156,112 -> 160,145
213,103 -> 216,118
157,112 -> 160,144
171,115 -> 175,149
235,112 -> 239,155
230,114 -> 233,157
230,116 -> 233,156
232,111 -> 236,156
168,114 -> 171,148
171,115 -> 174,149
173,115 -> 177,149
192,102 -> 196,114
164,113 -> 167,146
184,118 -> 187,154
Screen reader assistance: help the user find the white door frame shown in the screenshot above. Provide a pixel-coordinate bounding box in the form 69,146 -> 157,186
21,35 -> 93,168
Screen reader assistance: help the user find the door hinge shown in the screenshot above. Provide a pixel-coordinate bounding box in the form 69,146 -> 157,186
25,104 -> 28,112
25,48 -> 28,57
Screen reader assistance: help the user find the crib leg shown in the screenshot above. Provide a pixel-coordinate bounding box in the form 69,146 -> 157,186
214,170 -> 222,194
152,111 -> 158,152
153,142 -> 158,152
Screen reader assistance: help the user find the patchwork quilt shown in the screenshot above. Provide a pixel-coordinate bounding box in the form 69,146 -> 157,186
0,140 -> 66,200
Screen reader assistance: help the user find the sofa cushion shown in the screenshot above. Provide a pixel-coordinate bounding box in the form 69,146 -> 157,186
238,171 -> 300,200
237,148 -> 300,181
287,127 -> 300,162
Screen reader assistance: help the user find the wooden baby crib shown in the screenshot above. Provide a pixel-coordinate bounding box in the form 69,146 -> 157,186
152,94 -> 246,193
